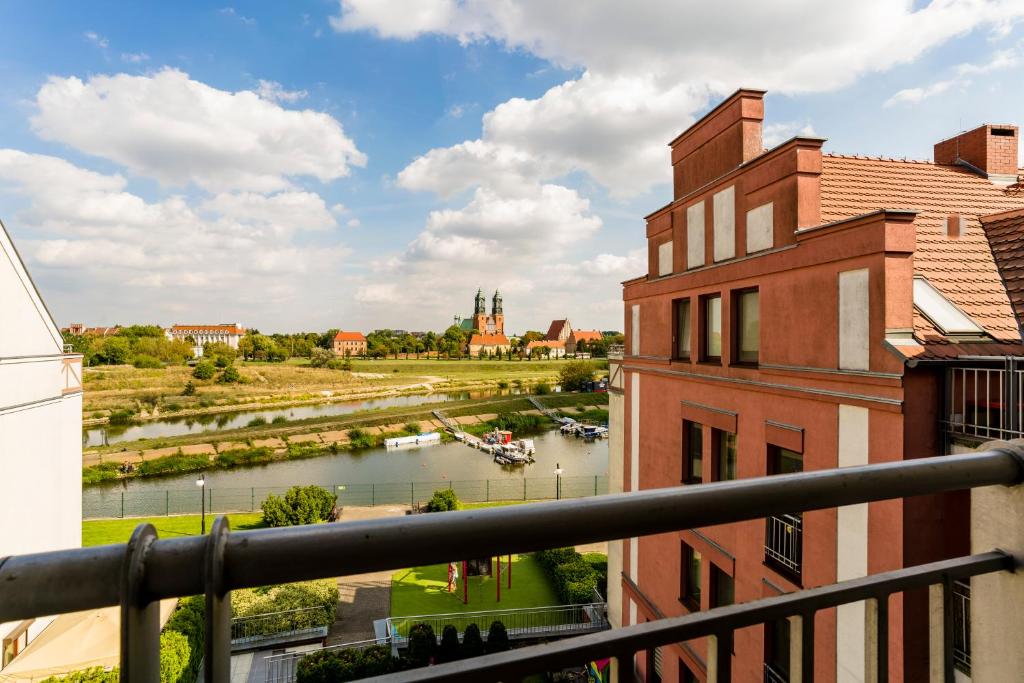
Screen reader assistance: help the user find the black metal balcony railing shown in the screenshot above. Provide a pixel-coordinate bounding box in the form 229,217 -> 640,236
1,449 -> 1022,682
764,513 -> 802,580
952,579 -> 971,675
763,662 -> 788,683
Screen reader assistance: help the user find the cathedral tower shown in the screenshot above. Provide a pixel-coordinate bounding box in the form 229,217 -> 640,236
492,290 -> 504,334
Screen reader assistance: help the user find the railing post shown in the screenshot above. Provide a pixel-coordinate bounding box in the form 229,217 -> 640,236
928,583 -> 947,683
707,631 -> 733,681
119,523 -> 160,681
865,595 -> 888,683
789,614 -> 804,682
204,516 -> 232,683
121,490 -> 124,519
165,490 -> 169,516
615,651 -> 635,682
970,439 -> 1024,681
411,482 -> 414,507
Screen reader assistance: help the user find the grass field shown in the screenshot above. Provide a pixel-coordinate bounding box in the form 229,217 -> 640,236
390,554 -> 558,619
82,512 -> 265,546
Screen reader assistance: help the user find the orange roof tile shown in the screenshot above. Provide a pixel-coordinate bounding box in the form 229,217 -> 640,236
982,208 -> 1024,337
333,331 -> 366,342
820,155 -> 1024,342
469,333 -> 509,345
527,340 -> 565,349
171,324 -> 246,335
571,330 -> 603,342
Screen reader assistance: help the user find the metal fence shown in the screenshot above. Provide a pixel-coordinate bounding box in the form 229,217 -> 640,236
264,638 -> 386,683
387,602 -> 608,642
764,513 -> 802,579
82,475 -> 610,519
945,363 -> 1024,442
230,606 -> 332,647
953,579 -> 971,675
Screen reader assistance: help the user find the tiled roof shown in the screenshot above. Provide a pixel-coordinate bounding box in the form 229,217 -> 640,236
333,331 -> 366,342
820,155 -> 1024,342
982,208 -> 1024,337
171,325 -> 246,335
469,333 -> 509,345
544,319 -> 569,341
571,330 -> 603,343
527,340 -> 565,349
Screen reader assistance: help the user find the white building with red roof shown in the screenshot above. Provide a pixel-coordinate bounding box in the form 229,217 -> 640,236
332,330 -> 367,356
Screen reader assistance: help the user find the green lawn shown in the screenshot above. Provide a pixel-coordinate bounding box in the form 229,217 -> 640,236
391,554 -> 557,619
82,512 -> 265,546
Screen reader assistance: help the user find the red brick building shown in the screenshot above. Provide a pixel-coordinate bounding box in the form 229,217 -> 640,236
615,89 -> 1024,682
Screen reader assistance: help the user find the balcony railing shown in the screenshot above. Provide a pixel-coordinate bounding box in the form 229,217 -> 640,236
387,603 -> 608,643
229,606 -> 332,649
265,637 -> 385,683
946,363 -> 1024,442
1,448 -> 1022,681
952,579 -> 971,675
764,513 -> 802,580
763,662 -> 788,683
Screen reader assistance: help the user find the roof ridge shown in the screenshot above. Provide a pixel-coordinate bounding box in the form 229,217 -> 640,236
823,152 -> 934,165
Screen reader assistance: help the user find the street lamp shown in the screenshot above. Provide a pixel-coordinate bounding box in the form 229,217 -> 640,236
554,463 -> 564,500
196,474 -> 206,534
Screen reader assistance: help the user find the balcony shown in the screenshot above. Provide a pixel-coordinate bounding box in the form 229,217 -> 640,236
945,362 -> 1024,444
763,662 -> 788,683
2,448 -> 1023,681
764,513 -> 802,582
953,579 -> 971,676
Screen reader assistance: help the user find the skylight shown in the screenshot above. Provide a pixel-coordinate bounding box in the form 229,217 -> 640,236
913,277 -> 985,336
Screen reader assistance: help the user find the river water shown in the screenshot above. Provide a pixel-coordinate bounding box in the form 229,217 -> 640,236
82,428 -> 609,518
83,389 -> 519,447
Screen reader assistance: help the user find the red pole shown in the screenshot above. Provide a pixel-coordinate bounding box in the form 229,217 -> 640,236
496,556 -> 501,602
507,554 -> 512,589
463,560 -> 468,605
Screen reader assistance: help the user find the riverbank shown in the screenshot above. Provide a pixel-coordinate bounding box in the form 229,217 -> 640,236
83,393 -> 609,485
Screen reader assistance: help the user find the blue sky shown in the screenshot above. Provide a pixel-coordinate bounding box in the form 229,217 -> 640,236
1,1 -> 1022,334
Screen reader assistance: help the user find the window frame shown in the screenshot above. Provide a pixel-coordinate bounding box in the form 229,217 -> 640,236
710,563 -> 734,608
713,428 -> 737,481
732,287 -> 760,366
700,293 -> 723,363
672,297 -> 692,361
682,420 -> 703,484
680,542 -> 702,610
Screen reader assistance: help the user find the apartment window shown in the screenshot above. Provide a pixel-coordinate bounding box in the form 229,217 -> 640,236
714,429 -> 737,481
680,542 -> 701,609
680,663 -> 699,683
765,618 -> 792,682
769,445 -> 802,476
673,298 -> 692,360
647,645 -> 663,683
710,564 -> 734,608
2,620 -> 32,667
733,288 -> 759,364
766,446 -> 804,580
701,294 -> 722,361
682,420 -> 703,484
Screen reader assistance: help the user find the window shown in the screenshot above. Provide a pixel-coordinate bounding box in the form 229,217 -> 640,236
701,294 -> 722,361
2,620 -> 32,667
680,543 -> 701,609
679,663 -> 699,683
673,298 -> 692,360
710,564 -> 734,608
682,420 -> 703,484
734,288 -> 759,364
765,618 -> 792,682
766,445 -> 803,580
647,645 -> 663,683
768,445 -> 802,476
714,429 -> 737,481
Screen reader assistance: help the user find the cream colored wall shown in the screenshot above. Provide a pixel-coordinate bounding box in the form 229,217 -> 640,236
607,361 -> 625,632
836,404 -> 869,682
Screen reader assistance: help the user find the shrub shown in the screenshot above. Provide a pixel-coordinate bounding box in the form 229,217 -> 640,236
407,623 -> 436,667
295,645 -> 397,683
403,422 -> 421,434
309,348 -> 334,368
192,361 -> 215,380
247,416 -> 268,428
438,624 -> 461,663
133,354 -> 163,369
461,623 -> 484,658
261,485 -> 337,527
486,620 -> 510,653
558,360 -> 596,391
136,452 -> 211,477
214,446 -> 272,468
165,403 -> 182,412
359,644 -> 397,677
159,630 -> 190,683
162,595 -> 204,682
325,359 -> 345,370
82,461 -> 121,484
346,428 -> 375,449
41,669 -> 118,682
108,409 -> 135,425
535,547 -> 600,604
489,412 -> 544,433
497,380 -> 509,389
271,415 -> 288,424
217,365 -> 242,383
232,580 -> 338,636
182,380 -> 196,396
424,488 -> 460,512
535,382 -> 552,395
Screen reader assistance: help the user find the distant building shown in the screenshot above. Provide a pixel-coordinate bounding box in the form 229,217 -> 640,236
167,323 -> 245,354
61,324 -> 119,337
544,319 -> 572,343
455,289 -> 505,335
567,329 -> 603,355
333,331 -> 367,356
1,219 -> 82,671
526,339 -> 566,358
469,333 -> 511,357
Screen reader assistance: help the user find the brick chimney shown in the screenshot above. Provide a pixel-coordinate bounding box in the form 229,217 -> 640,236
669,89 -> 765,199
934,124 -> 1020,186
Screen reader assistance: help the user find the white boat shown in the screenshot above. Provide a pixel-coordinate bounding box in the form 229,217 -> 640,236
580,425 -> 609,439
384,432 -> 442,448
515,438 -> 536,455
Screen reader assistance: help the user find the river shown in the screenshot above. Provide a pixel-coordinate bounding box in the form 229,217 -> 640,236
83,389 -> 520,447
82,428 -> 609,518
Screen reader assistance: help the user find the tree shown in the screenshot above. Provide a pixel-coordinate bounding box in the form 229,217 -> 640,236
261,485 -> 337,527
192,361 -> 215,380
95,336 -> 131,365
318,329 -> 340,350
309,347 -> 335,368
438,625 -> 461,663
217,365 -> 242,383
521,330 -> 545,344
407,623 -> 437,667
486,621 -> 510,653
559,360 -> 596,391
460,623 -> 484,658
182,381 -> 196,396
424,489 -> 460,512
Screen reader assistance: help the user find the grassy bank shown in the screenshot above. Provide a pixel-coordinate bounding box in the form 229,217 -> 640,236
82,512 -> 265,546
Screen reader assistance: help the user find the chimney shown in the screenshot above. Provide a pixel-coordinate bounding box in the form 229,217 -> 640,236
934,124 -> 1020,186
669,88 -> 766,199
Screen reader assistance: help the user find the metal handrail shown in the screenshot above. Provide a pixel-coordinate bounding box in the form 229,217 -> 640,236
1,448 -> 1022,681
764,512 -> 802,578
230,605 -> 331,642
387,602 -> 607,640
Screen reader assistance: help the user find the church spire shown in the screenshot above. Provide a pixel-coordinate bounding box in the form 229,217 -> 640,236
492,289 -> 503,314
475,288 -> 486,315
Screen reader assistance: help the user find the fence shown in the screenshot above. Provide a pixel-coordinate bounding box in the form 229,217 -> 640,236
264,638 -> 386,683
230,606 -> 331,649
82,475 -> 610,519
387,603 -> 608,642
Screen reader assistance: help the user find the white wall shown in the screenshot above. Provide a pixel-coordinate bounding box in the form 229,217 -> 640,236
630,305 -> 640,356
839,269 -> 870,371
686,202 -> 705,269
746,202 -> 774,254
836,404 -> 869,682
713,186 -> 736,263
658,240 -> 673,277
606,366 -> 625,630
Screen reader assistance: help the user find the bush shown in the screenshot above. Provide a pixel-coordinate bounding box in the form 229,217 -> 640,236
359,644 -> 397,677
133,354 -> 163,369
108,409 -> 135,425
486,620 -> 510,653
296,645 -> 397,683
461,623 -> 484,658
159,630 -> 190,683
535,547 -> 600,604
214,446 -> 273,468
192,361 -> 215,380
136,452 -> 211,477
261,485 -> 337,527
309,348 -> 334,368
325,359 -> 345,370
232,579 -> 338,636
346,428 -> 375,449
497,380 -> 509,389
40,668 -> 119,682
162,595 -> 204,682
217,365 -> 242,383
424,488 -> 460,512
407,623 -> 436,667
403,422 -> 421,434
558,360 -> 596,391
535,382 -> 552,395
182,380 -> 195,396
438,624 -> 461,663
272,415 -> 288,424
247,416 -> 268,428
82,461 -> 121,484
489,412 -> 545,433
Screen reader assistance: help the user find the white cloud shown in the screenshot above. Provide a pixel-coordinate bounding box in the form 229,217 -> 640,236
347,218 -> 361,228
956,47 -> 1020,75
447,104 -> 465,119
354,283 -> 400,304
220,7 -> 256,25
884,46 -> 1020,107
30,68 -> 366,193
200,191 -> 338,233
884,79 -> 958,107
763,121 -> 817,148
256,79 -> 309,103
120,52 -> 150,63
83,31 -> 108,48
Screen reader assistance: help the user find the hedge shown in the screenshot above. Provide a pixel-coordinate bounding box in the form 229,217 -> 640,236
261,485 -> 337,527
535,547 -> 600,604
296,644 -> 398,683
232,579 -> 339,637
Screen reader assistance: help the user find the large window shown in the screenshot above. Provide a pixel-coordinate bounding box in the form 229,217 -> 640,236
765,618 -> 792,682
734,288 -> 759,364
673,298 -> 692,360
711,564 -> 734,607
714,428 -> 737,481
769,445 -> 802,476
701,294 -> 722,361
766,445 -> 804,580
683,420 -> 703,484
680,543 -> 701,609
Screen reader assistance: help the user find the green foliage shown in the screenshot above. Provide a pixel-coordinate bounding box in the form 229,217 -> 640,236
261,485 -> 337,527
133,354 -> 163,369
162,595 -> 204,682
461,623 -> 484,658
247,416 -> 268,427
324,359 -> 346,370
40,668 -> 119,682
214,446 -> 273,468
559,360 -> 596,391
159,630 -> 190,683
232,579 -> 338,636
438,624 -> 461,663
535,382 -> 552,395
136,452 -> 211,477
107,408 -> 135,425
271,415 -> 288,424
202,341 -> 237,367
535,548 -> 601,604
296,645 -> 397,683
182,381 -> 196,396
407,623 -> 437,667
309,347 -> 335,368
346,427 -> 375,449
192,361 -> 215,380
497,380 -> 509,389
486,620 -> 510,653
82,461 -> 121,484
424,488 -> 460,512
217,365 -> 242,383
489,412 -> 545,433
403,422 -> 421,434
238,332 -> 287,362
